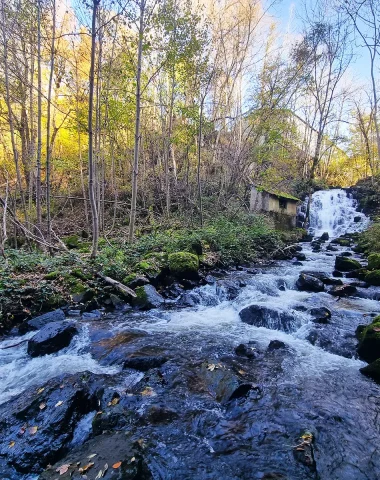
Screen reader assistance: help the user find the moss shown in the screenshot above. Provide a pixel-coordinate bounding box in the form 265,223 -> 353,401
365,270 -> 380,286
63,235 -> 79,249
368,253 -> 380,271
334,256 -> 361,271
168,252 -> 199,278
70,268 -> 91,281
135,260 -> 161,277
44,271 -> 59,280
135,285 -> 148,303
123,273 -> 138,285
357,317 -> 380,363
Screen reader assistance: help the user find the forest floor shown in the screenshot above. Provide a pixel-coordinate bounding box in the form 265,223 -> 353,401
0,211 -> 304,334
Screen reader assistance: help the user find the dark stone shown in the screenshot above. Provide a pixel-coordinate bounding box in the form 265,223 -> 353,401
340,251 -> 352,257
177,292 -> 200,307
143,404 -> 179,424
295,253 -> 306,261
132,285 -> 165,310
293,261 -> 303,266
127,274 -> 150,289
309,307 -> 331,324
326,244 -> 338,252
267,340 -> 287,351
0,373 -> 98,475
228,383 -> 254,401
216,279 -> 241,300
239,305 -> 300,333
301,234 -> 313,242
27,321 -> 78,357
39,431 -> 152,480
354,216 -> 362,223
360,359 -> 380,382
320,232 -> 329,241
123,355 -> 168,371
234,343 -> 256,358
19,308 -> 66,334
82,309 -> 102,320
357,317 -> 380,363
205,275 -> 216,284
300,270 -> 342,285
332,270 -> 343,277
71,289 -> 95,304
328,284 -> 357,297
296,274 -> 324,292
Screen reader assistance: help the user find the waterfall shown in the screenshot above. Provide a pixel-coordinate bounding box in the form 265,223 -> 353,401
307,189 -> 369,238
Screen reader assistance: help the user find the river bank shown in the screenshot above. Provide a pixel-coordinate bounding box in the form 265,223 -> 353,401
1,189 -> 380,480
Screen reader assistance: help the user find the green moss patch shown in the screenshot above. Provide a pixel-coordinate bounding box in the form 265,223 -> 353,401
168,252 -> 199,279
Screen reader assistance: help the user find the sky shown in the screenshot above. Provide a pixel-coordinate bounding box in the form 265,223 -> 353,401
268,0 -> 373,88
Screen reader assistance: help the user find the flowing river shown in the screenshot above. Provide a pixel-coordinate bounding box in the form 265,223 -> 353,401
0,189 -> 379,480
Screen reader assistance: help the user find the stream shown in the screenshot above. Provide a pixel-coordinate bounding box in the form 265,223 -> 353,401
0,189 -> 380,480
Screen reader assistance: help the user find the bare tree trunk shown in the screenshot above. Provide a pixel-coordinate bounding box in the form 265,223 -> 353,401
128,0 -> 145,243
88,0 -> 100,257
46,0 -> 56,244
36,0 -> 42,229
197,98 -> 204,227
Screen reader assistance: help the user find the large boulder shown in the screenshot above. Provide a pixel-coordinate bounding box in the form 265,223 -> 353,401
365,270 -> 380,286
132,285 -> 165,310
334,256 -> 361,272
27,321 -> 78,357
357,316 -> 380,363
320,232 -> 329,241
0,373 -> 98,475
239,304 -> 301,333
168,252 -> 199,279
296,273 -> 324,292
300,270 -> 342,286
19,308 -> 66,334
367,253 -> 380,270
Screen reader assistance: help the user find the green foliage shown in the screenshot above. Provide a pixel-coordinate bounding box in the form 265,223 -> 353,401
168,252 -> 199,277
368,253 -> 380,270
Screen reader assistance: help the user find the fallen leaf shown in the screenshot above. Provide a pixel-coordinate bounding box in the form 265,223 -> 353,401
8,441 -> 15,448
78,462 -> 94,473
56,464 -> 70,475
37,387 -> 45,394
96,411 -> 103,416
55,400 -> 64,407
28,426 -> 38,435
107,397 -> 120,406
141,387 -> 156,397
238,369 -> 246,375
88,453 -> 97,459
130,457 -> 135,463
112,462 -> 122,469
207,364 -> 216,371
39,402 -> 46,410
95,471 -> 103,480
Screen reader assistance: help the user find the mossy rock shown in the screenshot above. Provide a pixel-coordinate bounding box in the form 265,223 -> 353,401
334,256 -> 361,272
44,271 -> 60,280
133,285 -> 164,310
357,316 -> 380,363
70,268 -> 91,281
332,238 -> 351,247
360,358 -> 380,383
63,235 -> 79,249
168,252 -> 199,279
365,270 -> 380,286
135,260 -> 161,278
368,253 -> 380,271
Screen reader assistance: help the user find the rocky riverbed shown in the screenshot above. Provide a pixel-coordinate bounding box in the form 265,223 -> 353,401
1,189 -> 380,480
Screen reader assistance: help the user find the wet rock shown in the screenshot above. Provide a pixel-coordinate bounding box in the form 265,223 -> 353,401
239,305 -> 300,333
354,216 -> 362,222
143,404 -> 179,424
296,273 -> 324,292
228,383 -> 255,401
267,340 -> 287,350
301,270 -> 342,286
340,251 -> 352,257
332,270 -> 343,277
295,253 -> 306,261
39,431 -> 151,480
71,288 -> 95,304
19,308 -> 66,334
216,279 -> 241,300
82,309 -> 102,320
195,362 -> 240,403
177,292 -> 200,307
309,307 -> 331,324
161,283 -> 184,299
27,321 -> 78,357
326,244 -> 338,252
132,285 -> 165,310
293,261 -> 303,266
334,256 -> 361,271
126,274 -> 150,289
123,355 -> 168,372
357,316 -> 380,363
320,232 -> 329,241
234,343 -> 256,358
360,359 -> 380,383
0,373 -> 98,475
301,233 -> 313,242
328,284 -> 357,297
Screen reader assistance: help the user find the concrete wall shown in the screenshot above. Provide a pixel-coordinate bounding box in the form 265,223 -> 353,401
250,187 -> 298,226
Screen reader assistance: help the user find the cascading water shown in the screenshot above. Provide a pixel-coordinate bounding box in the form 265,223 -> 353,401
0,189 -> 379,480
307,189 -> 369,237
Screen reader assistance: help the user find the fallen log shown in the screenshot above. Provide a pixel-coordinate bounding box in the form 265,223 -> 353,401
96,273 -> 137,298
